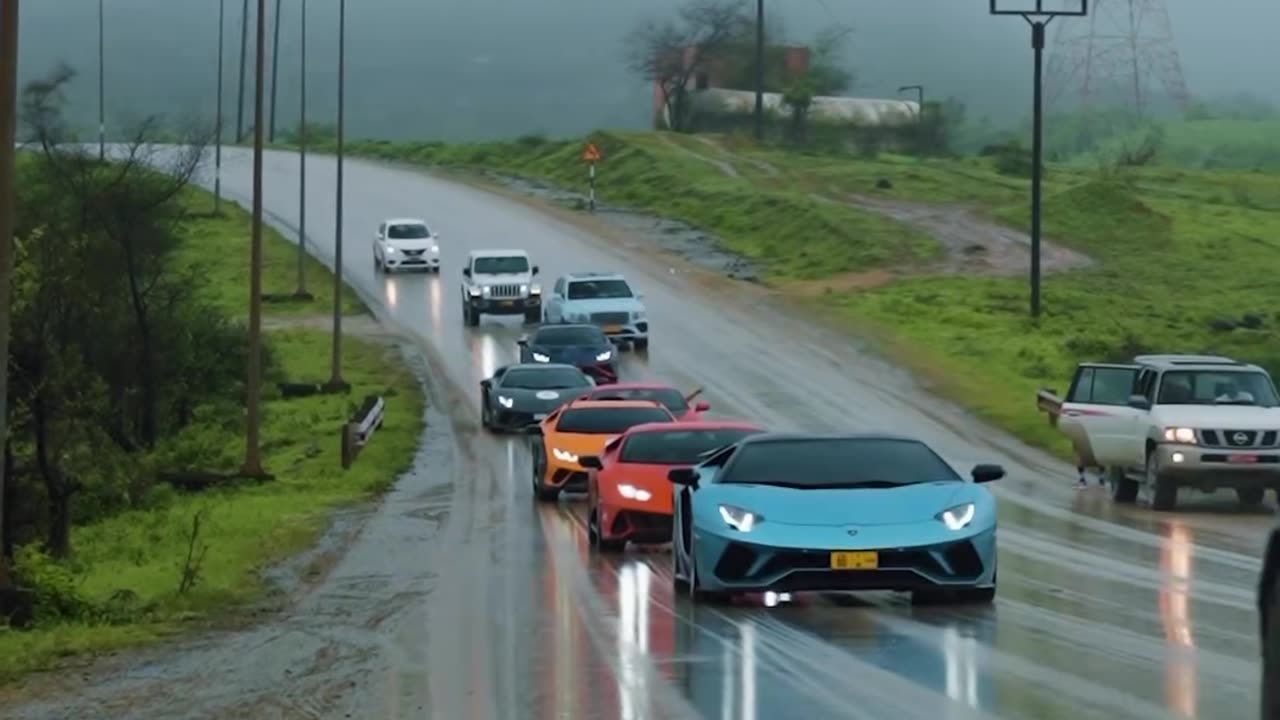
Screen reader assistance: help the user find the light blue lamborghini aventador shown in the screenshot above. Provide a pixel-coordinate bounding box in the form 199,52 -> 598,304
668,433 -> 1004,604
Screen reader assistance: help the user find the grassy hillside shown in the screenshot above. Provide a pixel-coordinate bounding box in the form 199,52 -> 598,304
324,130 -> 1280,457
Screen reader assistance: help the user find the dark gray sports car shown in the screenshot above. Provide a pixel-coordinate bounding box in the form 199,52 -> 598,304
480,363 -> 595,432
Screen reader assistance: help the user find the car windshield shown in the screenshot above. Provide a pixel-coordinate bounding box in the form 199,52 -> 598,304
556,407 -> 671,434
721,438 -> 961,488
619,428 -> 758,464
1157,370 -> 1279,407
387,223 -> 430,239
502,368 -> 587,390
533,326 -> 605,346
588,387 -> 687,413
473,256 -> 529,274
567,279 -> 633,300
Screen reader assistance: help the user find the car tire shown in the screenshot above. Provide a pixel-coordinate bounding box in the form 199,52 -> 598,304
687,534 -> 729,604
466,305 -> 480,328
1147,449 -> 1178,511
1237,487 -> 1266,507
1265,571 -> 1280,720
480,391 -> 496,431
633,339 -> 649,352
1108,466 -> 1139,503
524,308 -> 540,325
530,440 -> 559,502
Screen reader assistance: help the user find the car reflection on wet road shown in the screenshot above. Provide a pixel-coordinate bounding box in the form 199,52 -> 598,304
13,146 -> 1266,720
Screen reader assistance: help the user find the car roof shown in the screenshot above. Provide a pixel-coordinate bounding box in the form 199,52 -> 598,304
1134,354 -> 1263,372
561,398 -> 668,411
504,362 -> 580,373
738,432 -> 925,445
623,420 -> 763,435
533,323 -> 603,335
383,217 -> 428,226
469,248 -> 529,258
564,271 -> 627,282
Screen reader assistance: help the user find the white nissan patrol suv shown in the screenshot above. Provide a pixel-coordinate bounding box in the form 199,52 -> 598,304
460,249 -> 541,326
1039,354 -> 1280,510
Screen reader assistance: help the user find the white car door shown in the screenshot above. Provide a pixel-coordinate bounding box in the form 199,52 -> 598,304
1058,363 -> 1142,466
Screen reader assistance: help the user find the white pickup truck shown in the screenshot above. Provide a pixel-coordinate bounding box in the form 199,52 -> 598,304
1037,354 -> 1280,511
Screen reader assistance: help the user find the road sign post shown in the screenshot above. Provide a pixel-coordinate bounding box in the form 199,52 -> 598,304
581,142 -> 602,213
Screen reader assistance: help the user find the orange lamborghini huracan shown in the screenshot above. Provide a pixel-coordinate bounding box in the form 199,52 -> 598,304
528,398 -> 676,502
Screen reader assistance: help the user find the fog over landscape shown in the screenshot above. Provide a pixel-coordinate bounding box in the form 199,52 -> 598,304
15,1 -> 1280,141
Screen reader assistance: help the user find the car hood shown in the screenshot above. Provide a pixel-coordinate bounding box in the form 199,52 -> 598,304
1154,404 -> 1280,428
563,297 -> 645,313
475,272 -> 533,284
386,239 -> 437,252
530,344 -> 614,364
704,482 -> 973,526
497,386 -> 588,410
546,432 -> 620,457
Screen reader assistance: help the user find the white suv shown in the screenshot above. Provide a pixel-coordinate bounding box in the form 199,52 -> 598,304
1041,354 -> 1280,510
543,272 -> 648,350
373,217 -> 439,273
461,249 -> 541,326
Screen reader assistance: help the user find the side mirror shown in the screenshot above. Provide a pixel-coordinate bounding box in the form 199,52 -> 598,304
668,467 -> 698,486
579,456 -> 603,470
1127,394 -> 1152,411
971,464 -> 1005,483
462,268 -> 471,277
694,401 -> 711,412
636,292 -> 645,300
517,338 -> 528,346
480,379 -> 490,388
531,265 -> 540,275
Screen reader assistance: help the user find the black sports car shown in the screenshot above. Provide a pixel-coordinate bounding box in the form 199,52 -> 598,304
1262,525 -> 1280,719
480,363 -> 595,432
517,324 -> 618,384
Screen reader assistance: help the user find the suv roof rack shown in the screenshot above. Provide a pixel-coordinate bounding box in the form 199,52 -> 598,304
1134,354 -> 1242,366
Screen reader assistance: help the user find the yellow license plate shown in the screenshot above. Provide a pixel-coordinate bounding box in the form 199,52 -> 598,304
830,551 -> 878,570
501,300 -> 515,307
602,324 -> 622,333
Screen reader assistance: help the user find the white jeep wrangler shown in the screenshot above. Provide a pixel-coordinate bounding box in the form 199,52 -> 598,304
460,249 -> 541,326
1039,354 -> 1280,510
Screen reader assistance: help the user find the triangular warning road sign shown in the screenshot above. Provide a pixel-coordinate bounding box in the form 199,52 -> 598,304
581,142 -> 602,162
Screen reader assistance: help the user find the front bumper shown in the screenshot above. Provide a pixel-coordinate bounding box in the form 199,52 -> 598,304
469,295 -> 540,315
692,524 -> 996,594
1154,443 -> 1280,487
602,322 -> 648,343
600,506 -> 673,544
544,461 -> 591,493
385,252 -> 439,270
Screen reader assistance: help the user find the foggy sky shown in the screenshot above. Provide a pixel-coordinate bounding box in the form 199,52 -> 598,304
11,1 -> 1279,142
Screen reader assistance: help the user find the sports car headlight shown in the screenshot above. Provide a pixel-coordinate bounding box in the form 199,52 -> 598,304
553,448 -> 579,463
532,352 -> 550,363
497,395 -> 514,408
617,484 -> 652,502
719,505 -> 762,532
529,283 -> 541,295
937,503 -> 976,531
595,350 -> 613,362
1162,427 -> 1197,444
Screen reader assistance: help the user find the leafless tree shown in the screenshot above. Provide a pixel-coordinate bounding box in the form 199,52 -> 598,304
625,0 -> 748,132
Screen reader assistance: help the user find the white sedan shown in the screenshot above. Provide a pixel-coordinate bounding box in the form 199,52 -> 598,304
373,217 -> 440,273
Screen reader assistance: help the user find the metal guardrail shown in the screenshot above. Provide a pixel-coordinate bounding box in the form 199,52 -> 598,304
341,395 -> 385,469
1036,388 -> 1062,427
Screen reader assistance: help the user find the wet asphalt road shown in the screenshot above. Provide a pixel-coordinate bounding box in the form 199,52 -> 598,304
10,147 -> 1270,719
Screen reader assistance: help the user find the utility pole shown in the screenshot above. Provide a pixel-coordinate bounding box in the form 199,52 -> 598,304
97,0 -> 105,159
214,0 -> 225,213
235,0 -> 249,141
294,0 -> 309,298
0,0 -> 20,585
241,0 -> 267,477
326,0 -> 347,390
753,0 -> 764,141
268,0 -> 281,142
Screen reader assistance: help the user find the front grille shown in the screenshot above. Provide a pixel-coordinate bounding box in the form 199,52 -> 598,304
714,543 -> 759,580
609,511 -> 672,538
402,249 -> 425,257
488,284 -> 523,299
590,312 -> 630,325
758,548 -> 948,579
943,541 -> 985,577
1219,429 -> 1260,448
550,469 -> 588,491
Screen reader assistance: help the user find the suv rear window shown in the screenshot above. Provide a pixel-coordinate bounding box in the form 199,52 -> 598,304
556,407 -> 672,434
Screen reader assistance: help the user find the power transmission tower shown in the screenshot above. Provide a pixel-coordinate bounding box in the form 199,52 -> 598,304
1046,0 -> 1191,117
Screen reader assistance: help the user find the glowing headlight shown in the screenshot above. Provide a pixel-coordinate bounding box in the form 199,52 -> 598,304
467,286 -> 482,296
519,284 -> 529,294
632,310 -> 646,320
532,352 -> 550,363
937,503 -> 976,531
1163,427 -> 1197,444
617,484 -> 652,502
553,448 -> 579,463
529,283 -> 541,295
595,350 -> 613,362
497,395 -> 514,408
719,504 -> 762,532
429,245 -> 439,253
385,246 -> 398,253
482,285 -> 492,296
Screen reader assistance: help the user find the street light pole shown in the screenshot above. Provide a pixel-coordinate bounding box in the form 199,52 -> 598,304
753,0 -> 764,141
241,0 -> 267,477
268,0 -> 281,142
97,0 -> 104,159
0,0 -> 20,586
214,0 -> 225,214
294,0 -> 309,298
327,0 -> 346,390
989,0 -> 1088,320
235,0 -> 248,141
